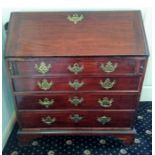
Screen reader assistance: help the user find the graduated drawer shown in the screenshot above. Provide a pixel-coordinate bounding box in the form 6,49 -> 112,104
12,76 -> 140,92
18,110 -> 135,128
8,57 -> 145,76
15,93 -> 138,110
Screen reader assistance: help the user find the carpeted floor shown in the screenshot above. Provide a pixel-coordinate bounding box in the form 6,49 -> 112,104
3,102 -> 152,155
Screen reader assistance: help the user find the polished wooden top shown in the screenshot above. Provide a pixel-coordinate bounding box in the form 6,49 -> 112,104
5,11 -> 149,57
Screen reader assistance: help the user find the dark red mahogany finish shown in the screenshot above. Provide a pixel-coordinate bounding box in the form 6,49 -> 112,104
5,11 -> 149,145
8,57 -> 145,76
18,110 -> 135,128
12,76 -> 140,92
6,12 -> 148,57
15,93 -> 139,110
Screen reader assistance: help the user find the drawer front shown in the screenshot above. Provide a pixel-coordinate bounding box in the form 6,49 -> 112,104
18,110 -> 134,128
8,57 -> 145,76
16,93 -> 138,110
13,76 -> 140,92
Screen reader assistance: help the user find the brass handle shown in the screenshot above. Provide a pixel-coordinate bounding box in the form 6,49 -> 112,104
68,63 -> 84,75
100,61 -> 117,73
140,65 -> 144,72
34,61 -> 51,74
67,13 -> 84,24
41,116 -> 56,125
39,98 -> 55,108
97,116 -> 111,125
98,97 -> 113,108
8,62 -> 14,75
37,79 -> 53,90
69,96 -> 84,106
69,79 -> 84,90
70,114 -> 83,123
100,78 -> 115,90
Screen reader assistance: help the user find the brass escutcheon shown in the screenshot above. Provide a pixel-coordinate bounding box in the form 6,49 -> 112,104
39,98 -> 55,108
37,79 -> 53,90
100,61 -> 117,73
67,13 -> 84,24
69,96 -> 84,106
34,61 -> 51,74
100,78 -> 115,90
98,97 -> 113,108
41,116 -> 56,125
97,116 -> 111,125
70,114 -> 83,123
68,63 -> 84,75
69,79 -> 84,90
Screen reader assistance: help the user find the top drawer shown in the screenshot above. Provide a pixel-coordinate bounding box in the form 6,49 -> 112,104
8,57 -> 145,76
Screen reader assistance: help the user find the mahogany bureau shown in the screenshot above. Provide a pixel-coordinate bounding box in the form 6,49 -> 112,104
5,11 -> 149,145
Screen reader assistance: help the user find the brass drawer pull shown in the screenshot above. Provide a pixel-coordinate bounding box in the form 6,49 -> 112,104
100,61 -> 117,73
37,79 -> 53,90
98,97 -> 113,108
41,116 -> 56,125
67,13 -> 84,24
70,114 -> 83,123
8,62 -> 14,75
69,96 -> 84,106
100,78 -> 115,89
34,61 -> 51,74
97,116 -> 111,125
69,79 -> 84,90
68,63 -> 84,74
39,98 -> 55,108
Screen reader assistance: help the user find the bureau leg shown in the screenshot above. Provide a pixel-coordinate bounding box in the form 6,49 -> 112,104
18,134 -> 40,145
116,134 -> 135,145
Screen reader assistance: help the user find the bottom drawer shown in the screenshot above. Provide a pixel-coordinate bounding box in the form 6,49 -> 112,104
18,110 -> 135,128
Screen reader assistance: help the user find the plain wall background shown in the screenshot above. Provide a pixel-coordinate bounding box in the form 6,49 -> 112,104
2,8 -> 152,148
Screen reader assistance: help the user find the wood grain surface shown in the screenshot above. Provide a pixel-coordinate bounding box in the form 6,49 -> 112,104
5,11 -> 149,57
